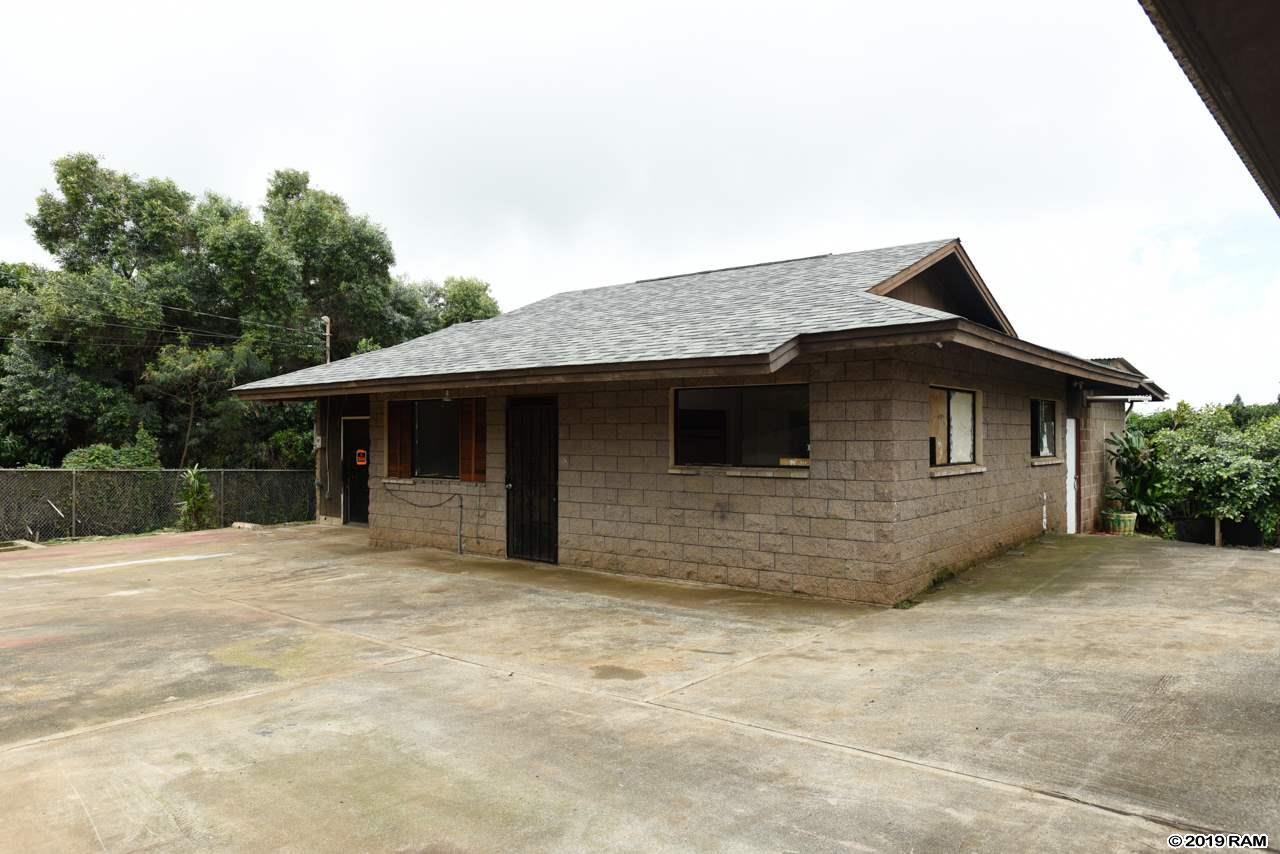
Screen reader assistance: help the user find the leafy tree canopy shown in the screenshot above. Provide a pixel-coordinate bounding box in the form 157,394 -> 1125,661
1,154 -> 501,468
1130,402 -> 1280,543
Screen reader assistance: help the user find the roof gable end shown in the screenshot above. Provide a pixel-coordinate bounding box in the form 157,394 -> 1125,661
867,241 -> 1017,337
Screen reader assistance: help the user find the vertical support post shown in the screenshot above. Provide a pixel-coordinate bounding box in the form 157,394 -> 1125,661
71,469 -> 77,539
219,469 -> 226,528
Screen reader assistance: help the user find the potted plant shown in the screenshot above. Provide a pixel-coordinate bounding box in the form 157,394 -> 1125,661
1101,499 -> 1138,535
1103,429 -> 1165,536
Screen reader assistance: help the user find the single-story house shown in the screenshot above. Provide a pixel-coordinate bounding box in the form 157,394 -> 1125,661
233,238 -> 1165,604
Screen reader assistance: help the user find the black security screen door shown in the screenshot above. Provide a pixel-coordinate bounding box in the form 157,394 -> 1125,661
342,418 -> 370,524
506,397 -> 558,562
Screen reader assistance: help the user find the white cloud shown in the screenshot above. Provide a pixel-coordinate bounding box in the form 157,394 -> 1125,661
2,0 -> 1277,404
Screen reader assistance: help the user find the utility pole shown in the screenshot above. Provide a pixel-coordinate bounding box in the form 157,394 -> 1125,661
320,315 -> 331,363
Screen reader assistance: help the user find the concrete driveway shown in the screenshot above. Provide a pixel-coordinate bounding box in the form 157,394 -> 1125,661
1,526 -> 1276,852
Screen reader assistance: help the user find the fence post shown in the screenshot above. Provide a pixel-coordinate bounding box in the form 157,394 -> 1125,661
219,470 -> 226,528
71,469 -> 77,539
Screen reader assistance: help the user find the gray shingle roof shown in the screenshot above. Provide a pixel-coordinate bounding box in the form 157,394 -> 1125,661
235,238 -> 957,393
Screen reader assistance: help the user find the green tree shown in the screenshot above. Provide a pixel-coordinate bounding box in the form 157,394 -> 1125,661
1152,405 -> 1272,545
437,275 -> 500,329
1,154 -> 494,470
27,153 -> 193,278
142,343 -> 233,468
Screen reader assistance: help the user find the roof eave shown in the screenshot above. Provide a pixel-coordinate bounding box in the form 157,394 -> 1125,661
1139,0 -> 1280,218
233,320 -> 1157,402
231,351 -> 782,401
798,319 -> 1157,389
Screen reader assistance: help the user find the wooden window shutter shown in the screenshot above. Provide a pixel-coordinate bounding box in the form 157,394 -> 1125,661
459,398 -> 487,482
386,401 -> 413,478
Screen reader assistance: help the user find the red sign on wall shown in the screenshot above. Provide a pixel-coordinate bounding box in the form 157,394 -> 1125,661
355,448 -> 368,466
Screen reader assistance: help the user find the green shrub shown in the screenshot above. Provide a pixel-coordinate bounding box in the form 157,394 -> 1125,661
62,426 -> 162,470
1103,428 -> 1167,527
177,465 -> 217,531
1151,405 -> 1275,542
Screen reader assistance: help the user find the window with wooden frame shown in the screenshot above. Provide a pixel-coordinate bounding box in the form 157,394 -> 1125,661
928,386 -> 978,466
385,398 -> 486,481
673,384 -> 809,468
1030,399 -> 1057,458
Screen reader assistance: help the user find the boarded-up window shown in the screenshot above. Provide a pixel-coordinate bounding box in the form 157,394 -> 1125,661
386,401 -> 414,478
1031,399 -> 1057,458
929,387 -> 977,466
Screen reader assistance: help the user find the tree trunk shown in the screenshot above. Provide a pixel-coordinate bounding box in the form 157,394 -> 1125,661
179,400 -> 195,469
1214,516 -> 1223,547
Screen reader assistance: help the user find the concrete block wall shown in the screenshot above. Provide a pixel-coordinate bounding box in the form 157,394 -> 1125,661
554,352 -> 911,603
360,345 -> 1106,605
1078,400 -> 1126,532
877,345 -> 1073,591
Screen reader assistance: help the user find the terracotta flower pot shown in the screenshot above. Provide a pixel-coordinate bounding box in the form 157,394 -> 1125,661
1103,510 -> 1137,535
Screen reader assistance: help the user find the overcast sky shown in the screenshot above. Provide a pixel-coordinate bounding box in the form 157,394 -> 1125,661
3,1 -> 1276,406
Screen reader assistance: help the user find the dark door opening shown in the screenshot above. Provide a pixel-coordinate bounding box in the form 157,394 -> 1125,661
506,397 -> 558,562
342,418 -> 370,524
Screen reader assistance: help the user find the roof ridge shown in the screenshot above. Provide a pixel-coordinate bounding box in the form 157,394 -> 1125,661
634,253 -> 833,284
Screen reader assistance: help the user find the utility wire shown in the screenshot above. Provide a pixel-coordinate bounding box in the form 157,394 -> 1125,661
141,298 -> 323,337
0,333 -> 160,349
40,276 -> 326,339
83,318 -> 320,347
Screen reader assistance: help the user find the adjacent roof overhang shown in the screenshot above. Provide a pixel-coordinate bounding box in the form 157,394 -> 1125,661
1140,0 -> 1280,217
866,240 -> 1018,337
1088,356 -> 1169,401
234,317 -> 1159,402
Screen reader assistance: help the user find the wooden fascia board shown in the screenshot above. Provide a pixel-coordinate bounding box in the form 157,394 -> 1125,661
232,353 -> 777,401
948,321 -> 1151,387
798,319 -> 1152,388
234,321 -> 1152,403
797,319 -> 961,353
865,240 -> 959,298
1140,0 -> 1280,218
950,243 -> 1018,338
866,241 -> 1017,338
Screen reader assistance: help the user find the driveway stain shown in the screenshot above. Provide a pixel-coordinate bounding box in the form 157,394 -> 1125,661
590,664 -> 646,681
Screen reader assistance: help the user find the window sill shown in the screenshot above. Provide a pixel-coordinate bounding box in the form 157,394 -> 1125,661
668,465 -> 810,479
929,464 -> 987,478
1030,457 -> 1064,467
382,476 -> 479,485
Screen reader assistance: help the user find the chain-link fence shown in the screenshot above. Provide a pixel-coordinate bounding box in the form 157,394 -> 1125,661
0,469 -> 315,542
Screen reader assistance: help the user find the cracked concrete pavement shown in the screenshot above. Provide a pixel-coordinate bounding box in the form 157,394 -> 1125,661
1,525 -> 1276,852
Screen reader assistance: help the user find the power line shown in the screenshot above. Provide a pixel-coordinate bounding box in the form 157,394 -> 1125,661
89,319 -> 244,341
40,275 -> 326,339
143,299 -> 324,337
0,329 -> 321,351
85,318 -> 320,347
0,333 -> 158,349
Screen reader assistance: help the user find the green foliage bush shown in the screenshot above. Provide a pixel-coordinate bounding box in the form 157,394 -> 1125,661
177,465 -> 217,531
1103,428 -> 1167,526
1129,402 -> 1280,545
61,426 -> 162,469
